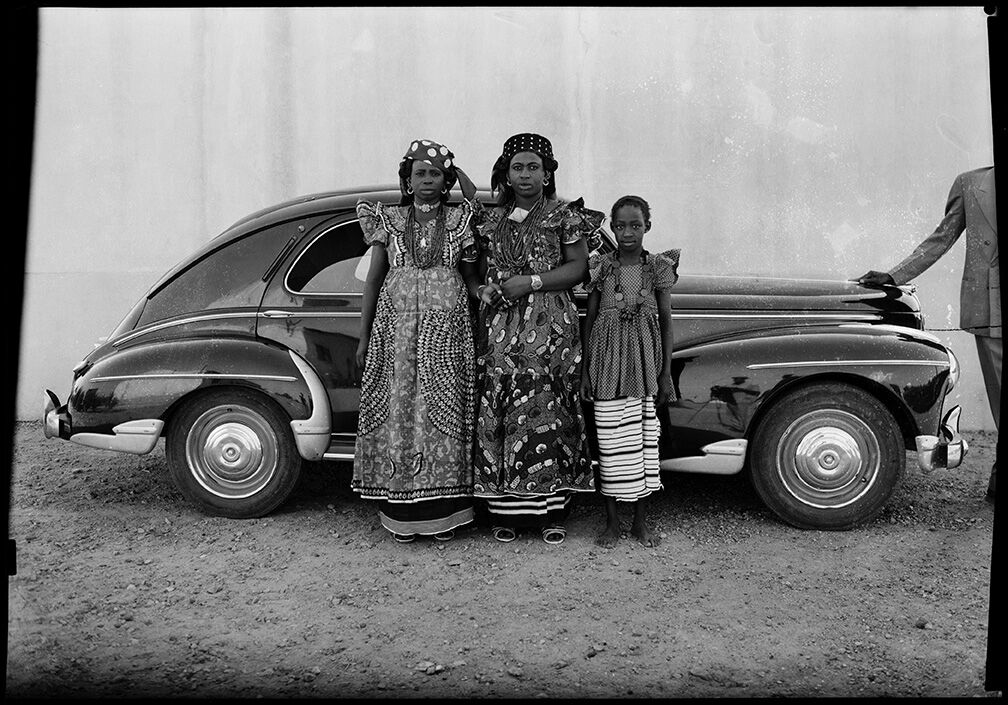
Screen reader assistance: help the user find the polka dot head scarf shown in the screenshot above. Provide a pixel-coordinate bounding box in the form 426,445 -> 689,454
398,138 -> 458,192
491,133 -> 558,192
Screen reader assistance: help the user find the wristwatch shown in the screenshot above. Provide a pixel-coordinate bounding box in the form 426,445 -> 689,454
530,274 -> 543,291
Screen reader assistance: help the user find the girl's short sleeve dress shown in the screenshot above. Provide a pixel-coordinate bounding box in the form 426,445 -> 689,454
585,248 -> 680,401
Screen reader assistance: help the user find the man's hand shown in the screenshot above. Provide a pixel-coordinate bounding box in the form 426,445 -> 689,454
853,270 -> 896,287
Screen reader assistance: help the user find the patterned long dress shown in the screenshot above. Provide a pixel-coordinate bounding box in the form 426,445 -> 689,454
585,249 -> 680,501
352,200 -> 478,536
473,197 -> 604,527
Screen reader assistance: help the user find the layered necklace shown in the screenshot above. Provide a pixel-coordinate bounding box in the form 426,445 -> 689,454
403,205 -> 446,269
493,196 -> 546,273
612,250 -> 654,321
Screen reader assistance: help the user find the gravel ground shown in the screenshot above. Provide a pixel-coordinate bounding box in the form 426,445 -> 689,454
6,421 -> 1000,697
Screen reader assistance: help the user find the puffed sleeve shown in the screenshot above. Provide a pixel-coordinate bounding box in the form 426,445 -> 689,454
654,248 -> 681,291
469,198 -> 490,227
543,197 -> 607,246
473,203 -> 504,255
448,199 -> 478,263
585,251 -> 613,291
356,199 -> 389,247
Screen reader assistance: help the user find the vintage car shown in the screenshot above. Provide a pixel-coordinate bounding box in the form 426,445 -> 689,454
43,186 -> 967,530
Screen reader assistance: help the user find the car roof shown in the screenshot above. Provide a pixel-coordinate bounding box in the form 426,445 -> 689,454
146,184 -> 497,298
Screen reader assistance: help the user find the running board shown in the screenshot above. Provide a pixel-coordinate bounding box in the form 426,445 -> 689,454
660,439 -> 748,475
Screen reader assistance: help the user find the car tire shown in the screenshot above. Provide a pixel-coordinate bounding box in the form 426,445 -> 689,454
748,382 -> 904,530
166,389 -> 301,518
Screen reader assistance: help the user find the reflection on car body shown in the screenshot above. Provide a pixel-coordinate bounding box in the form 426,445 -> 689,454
43,185 -> 968,529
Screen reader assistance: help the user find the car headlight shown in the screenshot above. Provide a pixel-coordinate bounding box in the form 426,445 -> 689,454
946,347 -> 960,391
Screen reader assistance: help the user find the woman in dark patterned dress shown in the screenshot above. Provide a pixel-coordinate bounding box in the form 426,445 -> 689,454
353,139 -> 480,543
473,133 -> 604,544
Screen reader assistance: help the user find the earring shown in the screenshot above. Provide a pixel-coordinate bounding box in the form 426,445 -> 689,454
506,179 -> 512,187
543,176 -> 550,186
441,186 -> 449,194
406,184 -> 413,195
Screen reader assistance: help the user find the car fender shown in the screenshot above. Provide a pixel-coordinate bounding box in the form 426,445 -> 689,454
664,323 -> 953,460
66,336 -> 331,459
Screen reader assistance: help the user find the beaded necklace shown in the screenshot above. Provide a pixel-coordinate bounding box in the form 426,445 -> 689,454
492,196 -> 546,273
612,250 -> 654,321
403,205 -> 446,269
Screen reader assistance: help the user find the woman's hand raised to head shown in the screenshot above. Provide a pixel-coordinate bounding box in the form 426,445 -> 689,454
455,166 -> 477,201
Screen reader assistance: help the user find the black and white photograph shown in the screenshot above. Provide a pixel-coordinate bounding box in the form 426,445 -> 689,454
8,5 -> 1003,698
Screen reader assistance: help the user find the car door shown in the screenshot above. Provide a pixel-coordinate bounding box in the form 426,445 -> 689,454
257,212 -> 369,459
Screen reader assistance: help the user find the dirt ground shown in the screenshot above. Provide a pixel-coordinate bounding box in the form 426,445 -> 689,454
5,420 -> 1000,697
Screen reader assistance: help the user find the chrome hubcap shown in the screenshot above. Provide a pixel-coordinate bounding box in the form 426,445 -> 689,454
186,406 -> 278,499
777,410 -> 880,509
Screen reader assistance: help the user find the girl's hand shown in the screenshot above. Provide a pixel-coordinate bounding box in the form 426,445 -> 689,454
656,373 -> 673,407
355,338 -> 370,370
480,282 -> 508,308
500,275 -> 532,301
580,374 -> 593,402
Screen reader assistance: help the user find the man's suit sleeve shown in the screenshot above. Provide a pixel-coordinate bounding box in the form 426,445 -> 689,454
888,174 -> 967,285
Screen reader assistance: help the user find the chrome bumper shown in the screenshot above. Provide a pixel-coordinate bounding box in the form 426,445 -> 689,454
43,390 -> 163,455
915,406 -> 969,472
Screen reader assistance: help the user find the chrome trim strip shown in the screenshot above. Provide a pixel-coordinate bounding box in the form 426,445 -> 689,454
287,350 -> 332,461
838,322 -> 939,343
669,313 -> 882,320
283,219 -> 366,298
660,439 -> 747,475
747,359 -> 947,370
257,311 -> 360,318
112,312 -> 258,346
90,373 -> 298,382
70,419 -> 165,455
323,452 -> 356,461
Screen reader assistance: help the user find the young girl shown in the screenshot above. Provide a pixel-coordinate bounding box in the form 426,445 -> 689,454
580,195 -> 679,547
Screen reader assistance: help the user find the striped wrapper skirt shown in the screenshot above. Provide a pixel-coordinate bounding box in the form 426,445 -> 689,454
594,396 -> 662,501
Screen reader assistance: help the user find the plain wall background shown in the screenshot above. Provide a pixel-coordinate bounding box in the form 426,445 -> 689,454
22,7 -> 996,427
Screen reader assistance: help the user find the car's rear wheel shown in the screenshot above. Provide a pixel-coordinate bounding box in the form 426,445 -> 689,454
166,389 -> 300,518
748,382 -> 904,530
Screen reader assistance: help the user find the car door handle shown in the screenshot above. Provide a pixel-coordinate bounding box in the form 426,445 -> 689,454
261,310 -> 294,318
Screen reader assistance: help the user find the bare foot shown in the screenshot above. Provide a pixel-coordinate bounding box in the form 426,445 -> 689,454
631,520 -> 660,547
595,523 -> 621,548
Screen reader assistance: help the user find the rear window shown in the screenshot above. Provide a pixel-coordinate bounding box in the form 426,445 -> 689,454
138,224 -> 291,326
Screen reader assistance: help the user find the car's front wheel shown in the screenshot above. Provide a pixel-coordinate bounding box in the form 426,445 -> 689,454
748,382 -> 905,530
166,389 -> 301,518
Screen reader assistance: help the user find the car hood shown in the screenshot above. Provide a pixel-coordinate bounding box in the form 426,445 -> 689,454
664,274 -> 919,314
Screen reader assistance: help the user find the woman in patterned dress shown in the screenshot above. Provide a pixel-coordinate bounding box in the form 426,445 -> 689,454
353,139 -> 480,543
473,133 -> 604,545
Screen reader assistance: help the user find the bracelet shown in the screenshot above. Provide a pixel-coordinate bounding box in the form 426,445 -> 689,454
477,284 -> 487,298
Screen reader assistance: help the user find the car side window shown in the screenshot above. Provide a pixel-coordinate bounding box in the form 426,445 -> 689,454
286,220 -> 369,295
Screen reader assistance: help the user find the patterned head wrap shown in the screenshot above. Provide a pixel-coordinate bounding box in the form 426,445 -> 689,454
491,133 -> 559,192
399,138 -> 458,191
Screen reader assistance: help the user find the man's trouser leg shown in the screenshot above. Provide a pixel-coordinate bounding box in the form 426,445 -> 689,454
975,335 -> 1001,497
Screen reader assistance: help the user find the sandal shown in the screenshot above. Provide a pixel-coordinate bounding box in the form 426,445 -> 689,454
491,526 -> 517,543
541,526 -> 566,545
433,530 -> 455,542
392,533 -> 416,543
